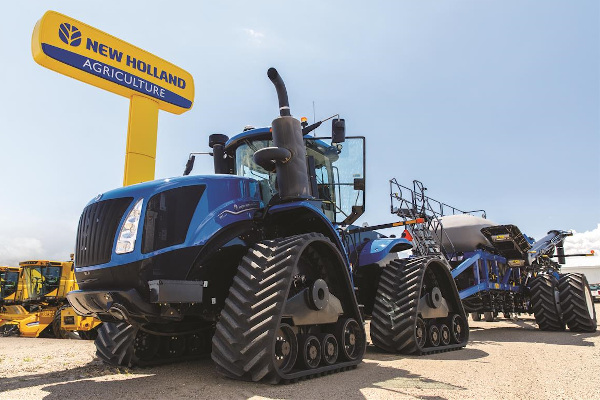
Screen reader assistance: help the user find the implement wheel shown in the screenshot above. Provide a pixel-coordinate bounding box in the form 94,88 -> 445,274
530,275 -> 565,331
559,273 -> 597,332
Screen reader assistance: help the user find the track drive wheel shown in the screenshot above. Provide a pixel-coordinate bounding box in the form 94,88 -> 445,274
558,273 -> 597,332
530,275 -> 565,331
212,233 -> 364,383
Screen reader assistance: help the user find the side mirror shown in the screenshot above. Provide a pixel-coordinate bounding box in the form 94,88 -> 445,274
183,155 -> 195,176
332,118 -> 345,143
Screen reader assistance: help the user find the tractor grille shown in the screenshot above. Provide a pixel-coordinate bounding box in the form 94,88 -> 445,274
75,197 -> 133,268
142,185 -> 205,253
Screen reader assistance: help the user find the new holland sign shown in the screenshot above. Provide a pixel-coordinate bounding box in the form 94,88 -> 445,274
32,11 -> 194,114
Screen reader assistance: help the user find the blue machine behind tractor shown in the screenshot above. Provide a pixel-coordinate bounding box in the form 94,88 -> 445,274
67,68 -> 469,383
388,179 -> 597,332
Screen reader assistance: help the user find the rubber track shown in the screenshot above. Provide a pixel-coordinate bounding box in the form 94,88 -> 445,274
95,322 -> 211,367
211,233 -> 363,384
530,275 -> 564,331
558,273 -> 597,332
95,322 -> 139,367
370,257 -> 467,355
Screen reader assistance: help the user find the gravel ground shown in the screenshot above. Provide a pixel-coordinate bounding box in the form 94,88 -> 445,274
1,304 -> 599,400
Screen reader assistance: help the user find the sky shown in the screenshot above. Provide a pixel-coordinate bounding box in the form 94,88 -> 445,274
0,1 -> 598,267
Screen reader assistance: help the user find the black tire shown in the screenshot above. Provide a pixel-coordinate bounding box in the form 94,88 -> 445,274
52,307 -> 70,339
95,322 -> 139,367
78,325 -> 99,340
530,275 -> 565,331
483,312 -> 495,322
558,273 -> 597,332
211,233 -> 363,383
470,312 -> 482,321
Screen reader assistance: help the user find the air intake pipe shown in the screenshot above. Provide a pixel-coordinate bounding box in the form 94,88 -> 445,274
253,68 -> 312,200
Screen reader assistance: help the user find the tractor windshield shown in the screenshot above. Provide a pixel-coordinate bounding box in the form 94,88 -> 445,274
23,265 -> 61,299
235,139 -> 278,204
234,136 -> 365,224
0,271 -> 19,298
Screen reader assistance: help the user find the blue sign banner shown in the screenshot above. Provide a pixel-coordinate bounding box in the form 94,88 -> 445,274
42,43 -> 192,109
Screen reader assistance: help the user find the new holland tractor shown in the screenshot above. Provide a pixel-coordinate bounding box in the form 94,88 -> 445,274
389,179 -> 597,332
0,259 -> 101,338
67,68 -> 467,383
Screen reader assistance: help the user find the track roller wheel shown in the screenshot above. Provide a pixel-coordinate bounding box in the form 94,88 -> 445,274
440,324 -> 451,346
319,333 -> 338,365
186,332 -> 209,355
161,335 -> 186,358
559,273 -> 597,332
336,318 -> 363,361
298,335 -> 321,369
274,324 -> 298,373
428,325 -> 440,347
134,330 -> 159,361
450,314 -> 466,344
530,274 -> 565,331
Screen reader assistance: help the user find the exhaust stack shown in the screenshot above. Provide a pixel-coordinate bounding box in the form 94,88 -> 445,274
253,68 -> 311,200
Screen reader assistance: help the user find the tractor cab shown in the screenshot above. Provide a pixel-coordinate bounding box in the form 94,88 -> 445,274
0,267 -> 20,304
18,261 -> 72,302
189,126 -> 366,226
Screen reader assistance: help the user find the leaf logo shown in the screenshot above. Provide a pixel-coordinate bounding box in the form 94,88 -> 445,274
58,23 -> 82,47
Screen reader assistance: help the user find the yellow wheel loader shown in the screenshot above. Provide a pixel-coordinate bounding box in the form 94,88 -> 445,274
0,259 -> 101,338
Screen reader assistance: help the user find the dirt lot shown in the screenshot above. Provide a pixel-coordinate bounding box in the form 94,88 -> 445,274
1,304 -> 599,400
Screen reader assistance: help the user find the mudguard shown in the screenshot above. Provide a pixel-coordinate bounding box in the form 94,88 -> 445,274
357,238 -> 412,267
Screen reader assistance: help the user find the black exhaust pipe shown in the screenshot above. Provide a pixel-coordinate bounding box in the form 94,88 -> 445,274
253,68 -> 311,200
267,67 -> 291,117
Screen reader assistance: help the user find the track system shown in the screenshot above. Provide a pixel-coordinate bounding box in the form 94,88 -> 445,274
211,233 -> 365,384
529,275 -> 565,331
558,273 -> 597,333
95,322 -> 212,367
370,257 -> 469,355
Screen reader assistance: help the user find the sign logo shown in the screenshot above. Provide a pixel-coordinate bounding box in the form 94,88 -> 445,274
58,23 -> 81,47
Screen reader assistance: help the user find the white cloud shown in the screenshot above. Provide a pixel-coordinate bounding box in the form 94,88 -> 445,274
0,237 -> 45,266
243,28 -> 265,45
563,223 -> 600,267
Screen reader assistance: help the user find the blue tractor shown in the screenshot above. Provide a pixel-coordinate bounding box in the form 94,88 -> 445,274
67,69 -> 468,383
389,179 -> 597,332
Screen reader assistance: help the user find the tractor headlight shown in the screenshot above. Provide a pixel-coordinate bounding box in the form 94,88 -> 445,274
115,198 -> 144,254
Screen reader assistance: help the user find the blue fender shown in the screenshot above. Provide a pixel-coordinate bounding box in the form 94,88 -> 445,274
357,238 -> 413,267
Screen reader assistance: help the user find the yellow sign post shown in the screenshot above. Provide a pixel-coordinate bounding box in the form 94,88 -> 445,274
32,11 -> 194,185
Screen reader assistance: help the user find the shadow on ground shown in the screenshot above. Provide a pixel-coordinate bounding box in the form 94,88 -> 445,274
468,319 -> 599,347
1,356 -> 465,400
365,344 -> 489,362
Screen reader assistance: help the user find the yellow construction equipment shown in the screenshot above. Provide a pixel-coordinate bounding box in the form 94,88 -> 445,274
0,259 -> 101,338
